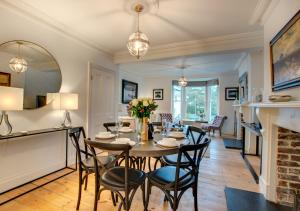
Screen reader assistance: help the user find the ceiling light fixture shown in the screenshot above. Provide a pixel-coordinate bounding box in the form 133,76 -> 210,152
178,65 -> 188,87
9,42 -> 28,73
127,4 -> 150,59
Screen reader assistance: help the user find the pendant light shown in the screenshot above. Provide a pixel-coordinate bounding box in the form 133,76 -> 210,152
127,4 -> 150,59
9,42 -> 28,73
178,66 -> 188,87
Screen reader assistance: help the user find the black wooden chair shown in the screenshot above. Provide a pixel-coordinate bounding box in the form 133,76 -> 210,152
103,122 -> 130,132
161,126 -> 206,167
69,127 -> 115,210
145,138 -> 211,211
86,140 -> 146,211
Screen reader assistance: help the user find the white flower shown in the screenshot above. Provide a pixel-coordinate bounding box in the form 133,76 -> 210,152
143,100 -> 149,106
131,99 -> 138,106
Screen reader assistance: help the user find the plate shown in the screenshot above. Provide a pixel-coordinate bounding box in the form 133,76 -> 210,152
95,133 -> 115,139
119,127 -> 133,133
157,138 -> 179,148
111,138 -> 136,146
167,132 -> 185,139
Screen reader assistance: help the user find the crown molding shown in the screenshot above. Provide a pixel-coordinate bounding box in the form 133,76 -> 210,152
260,0 -> 280,25
0,0 -> 113,57
249,0 -> 273,25
114,31 -> 264,64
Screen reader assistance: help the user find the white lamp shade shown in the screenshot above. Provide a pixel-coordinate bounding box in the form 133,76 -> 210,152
47,93 -> 78,110
0,87 -> 24,111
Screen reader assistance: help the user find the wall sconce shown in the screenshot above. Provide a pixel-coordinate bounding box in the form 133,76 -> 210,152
0,87 -> 24,136
47,93 -> 78,128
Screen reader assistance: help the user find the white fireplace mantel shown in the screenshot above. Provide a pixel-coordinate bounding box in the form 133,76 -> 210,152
253,103 -> 300,203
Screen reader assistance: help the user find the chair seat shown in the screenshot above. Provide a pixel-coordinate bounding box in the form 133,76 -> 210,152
161,154 -> 190,166
82,155 -> 114,168
101,167 -> 146,189
148,166 -> 194,189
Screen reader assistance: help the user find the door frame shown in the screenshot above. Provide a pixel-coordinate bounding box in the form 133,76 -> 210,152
86,62 -> 117,137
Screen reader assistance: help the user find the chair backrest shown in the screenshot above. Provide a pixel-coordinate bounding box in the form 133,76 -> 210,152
186,126 -> 206,145
103,122 -> 130,132
166,138 -> 211,189
212,116 -> 227,127
159,113 -> 173,123
69,127 -> 89,167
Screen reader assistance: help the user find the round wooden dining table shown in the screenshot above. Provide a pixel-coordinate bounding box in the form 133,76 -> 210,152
95,132 -> 189,157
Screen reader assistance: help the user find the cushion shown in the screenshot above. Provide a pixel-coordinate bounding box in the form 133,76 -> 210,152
162,154 -> 190,166
101,167 -> 146,189
148,166 -> 193,188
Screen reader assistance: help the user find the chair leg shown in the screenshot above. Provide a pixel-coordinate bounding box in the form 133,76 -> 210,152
141,182 -> 146,210
76,170 -> 83,210
93,176 -> 99,211
145,180 -> 152,211
193,185 -> 198,211
111,191 -> 117,206
219,129 -> 222,137
84,173 -> 88,190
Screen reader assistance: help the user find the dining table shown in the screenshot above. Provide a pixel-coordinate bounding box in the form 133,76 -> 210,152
95,130 -> 190,170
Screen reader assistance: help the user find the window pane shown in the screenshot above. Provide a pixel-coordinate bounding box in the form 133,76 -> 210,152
209,85 -> 219,121
172,85 -> 182,120
185,86 -> 206,120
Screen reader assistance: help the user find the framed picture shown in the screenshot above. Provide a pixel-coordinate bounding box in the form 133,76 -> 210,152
0,72 -> 11,87
122,79 -> 138,104
153,89 -> 163,100
225,87 -> 239,101
270,10 -> 300,91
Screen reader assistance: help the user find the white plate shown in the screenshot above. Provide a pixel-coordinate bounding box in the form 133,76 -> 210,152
119,127 -> 133,133
157,138 -> 179,148
111,138 -> 136,146
95,133 -> 115,139
167,132 -> 185,139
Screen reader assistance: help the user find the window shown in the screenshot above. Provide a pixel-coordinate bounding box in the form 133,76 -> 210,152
172,80 -> 219,122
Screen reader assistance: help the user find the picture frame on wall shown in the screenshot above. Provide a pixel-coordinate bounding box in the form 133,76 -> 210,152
270,10 -> 300,91
153,89 -> 163,100
122,79 -> 138,104
225,87 -> 239,101
0,72 -> 11,87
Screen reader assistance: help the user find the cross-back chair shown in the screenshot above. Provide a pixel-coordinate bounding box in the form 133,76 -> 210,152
85,140 -> 146,211
145,138 -> 211,211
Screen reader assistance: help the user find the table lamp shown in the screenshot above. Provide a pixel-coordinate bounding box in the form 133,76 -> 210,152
0,87 -> 24,136
47,93 -> 78,127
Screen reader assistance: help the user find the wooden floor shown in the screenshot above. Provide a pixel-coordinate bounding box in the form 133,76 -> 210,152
0,137 -> 259,211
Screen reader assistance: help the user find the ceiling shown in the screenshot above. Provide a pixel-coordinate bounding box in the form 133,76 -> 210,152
119,51 -> 245,77
5,0 -> 262,54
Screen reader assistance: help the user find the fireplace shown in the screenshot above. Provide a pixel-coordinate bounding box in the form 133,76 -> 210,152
276,127 -> 300,206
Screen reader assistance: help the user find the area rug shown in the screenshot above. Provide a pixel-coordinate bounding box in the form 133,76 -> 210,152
225,187 -> 292,211
223,138 -> 242,149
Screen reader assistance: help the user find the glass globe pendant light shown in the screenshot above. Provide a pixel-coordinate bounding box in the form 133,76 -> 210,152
127,4 -> 150,59
178,66 -> 188,87
9,42 -> 28,73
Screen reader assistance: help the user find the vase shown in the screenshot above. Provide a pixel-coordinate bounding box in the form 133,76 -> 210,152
136,117 -> 148,141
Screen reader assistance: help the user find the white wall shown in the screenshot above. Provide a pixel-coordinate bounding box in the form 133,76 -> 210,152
0,6 -> 117,192
264,0 -> 300,101
141,72 -> 238,135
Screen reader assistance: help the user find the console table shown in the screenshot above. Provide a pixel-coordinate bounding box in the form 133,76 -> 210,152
241,122 -> 262,184
0,127 -> 76,205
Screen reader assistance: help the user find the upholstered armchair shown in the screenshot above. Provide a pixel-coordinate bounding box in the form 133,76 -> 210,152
159,113 -> 173,123
201,115 -> 227,136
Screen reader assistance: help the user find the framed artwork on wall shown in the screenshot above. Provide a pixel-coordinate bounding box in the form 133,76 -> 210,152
0,72 -> 11,87
122,79 -> 138,104
239,72 -> 248,103
153,89 -> 163,100
270,10 -> 300,91
225,87 -> 239,101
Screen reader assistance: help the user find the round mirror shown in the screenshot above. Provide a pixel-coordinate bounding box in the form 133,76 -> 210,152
0,40 -> 62,109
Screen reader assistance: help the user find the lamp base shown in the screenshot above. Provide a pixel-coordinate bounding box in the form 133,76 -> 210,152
61,110 -> 72,128
0,111 -> 13,136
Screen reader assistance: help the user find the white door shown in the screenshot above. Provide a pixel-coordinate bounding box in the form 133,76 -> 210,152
88,65 -> 116,139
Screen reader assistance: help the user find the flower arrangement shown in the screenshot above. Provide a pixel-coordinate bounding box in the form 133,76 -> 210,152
128,97 -> 158,119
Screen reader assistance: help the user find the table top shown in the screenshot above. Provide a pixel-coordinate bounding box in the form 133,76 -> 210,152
95,132 -> 189,157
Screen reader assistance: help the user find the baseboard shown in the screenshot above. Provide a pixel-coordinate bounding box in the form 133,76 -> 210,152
0,161 -> 65,193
